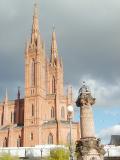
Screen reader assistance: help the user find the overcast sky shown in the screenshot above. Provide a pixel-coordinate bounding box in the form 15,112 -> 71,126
0,0 -> 120,143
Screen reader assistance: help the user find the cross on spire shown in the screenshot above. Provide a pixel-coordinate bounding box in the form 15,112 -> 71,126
34,0 -> 39,17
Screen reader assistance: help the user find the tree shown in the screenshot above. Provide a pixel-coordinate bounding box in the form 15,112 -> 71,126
48,148 -> 69,160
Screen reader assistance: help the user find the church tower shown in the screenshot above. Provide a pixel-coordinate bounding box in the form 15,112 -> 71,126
24,2 -> 46,146
47,27 -> 64,121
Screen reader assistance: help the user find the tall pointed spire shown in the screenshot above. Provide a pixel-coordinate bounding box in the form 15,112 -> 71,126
31,0 -> 40,46
51,25 -> 58,63
17,87 -> 20,99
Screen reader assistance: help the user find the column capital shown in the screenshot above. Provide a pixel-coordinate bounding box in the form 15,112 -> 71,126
77,94 -> 96,107
76,83 -> 95,107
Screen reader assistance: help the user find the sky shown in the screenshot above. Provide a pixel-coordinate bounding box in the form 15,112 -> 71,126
0,0 -> 120,144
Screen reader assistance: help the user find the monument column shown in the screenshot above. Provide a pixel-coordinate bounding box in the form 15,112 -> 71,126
76,82 -> 105,160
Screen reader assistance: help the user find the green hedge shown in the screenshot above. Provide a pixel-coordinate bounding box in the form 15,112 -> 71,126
0,153 -> 19,160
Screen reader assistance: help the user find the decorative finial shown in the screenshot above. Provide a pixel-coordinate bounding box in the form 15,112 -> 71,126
5,88 -> 8,103
53,24 -> 55,31
17,87 -> 20,99
34,0 -> 39,17
35,0 -> 39,6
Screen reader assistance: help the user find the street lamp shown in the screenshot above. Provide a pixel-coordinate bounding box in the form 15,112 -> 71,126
67,105 -> 74,160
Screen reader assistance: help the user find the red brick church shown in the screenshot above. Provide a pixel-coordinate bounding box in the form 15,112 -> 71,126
0,2 -> 80,147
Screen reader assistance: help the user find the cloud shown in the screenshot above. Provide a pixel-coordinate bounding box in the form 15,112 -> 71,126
104,110 -> 120,117
72,75 -> 120,107
98,124 -> 120,144
0,0 -> 120,103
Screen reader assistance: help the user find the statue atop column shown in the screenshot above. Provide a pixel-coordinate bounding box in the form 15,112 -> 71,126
76,82 -> 105,160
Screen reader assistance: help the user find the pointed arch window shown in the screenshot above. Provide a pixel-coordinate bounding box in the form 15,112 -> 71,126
48,133 -> 53,144
11,112 -> 13,123
61,107 -> 65,119
1,113 -> 3,125
3,137 -> 8,147
51,107 -> 55,119
17,136 -> 22,147
30,133 -> 33,141
32,104 -> 35,117
14,111 -> 16,123
31,59 -> 35,87
52,76 -> 56,93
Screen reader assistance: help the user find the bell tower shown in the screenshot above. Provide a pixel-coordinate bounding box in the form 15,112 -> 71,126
47,27 -> 64,96
25,2 -> 46,98
24,1 -> 46,146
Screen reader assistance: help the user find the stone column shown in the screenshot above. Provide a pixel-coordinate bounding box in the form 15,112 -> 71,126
76,83 -> 105,160
80,95 -> 95,138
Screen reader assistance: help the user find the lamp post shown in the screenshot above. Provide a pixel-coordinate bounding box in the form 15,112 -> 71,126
67,105 -> 74,160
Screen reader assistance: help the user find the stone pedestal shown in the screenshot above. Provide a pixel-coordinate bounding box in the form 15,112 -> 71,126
76,83 -> 105,160
76,138 -> 105,160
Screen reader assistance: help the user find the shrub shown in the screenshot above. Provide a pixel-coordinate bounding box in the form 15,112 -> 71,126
48,148 -> 69,160
0,153 -> 19,160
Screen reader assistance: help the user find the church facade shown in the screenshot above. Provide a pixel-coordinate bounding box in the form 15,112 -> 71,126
0,3 -> 80,147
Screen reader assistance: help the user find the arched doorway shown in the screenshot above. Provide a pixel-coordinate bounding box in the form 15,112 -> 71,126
48,133 -> 53,144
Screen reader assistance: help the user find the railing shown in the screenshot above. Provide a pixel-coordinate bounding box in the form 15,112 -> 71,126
0,145 -> 66,158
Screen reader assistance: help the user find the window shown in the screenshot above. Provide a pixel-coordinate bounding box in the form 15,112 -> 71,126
17,136 -> 21,147
32,104 -> 34,117
11,112 -> 13,123
3,137 -> 8,147
30,133 -> 33,140
48,133 -> 53,144
1,113 -> 3,125
51,107 -> 55,118
31,59 -> 35,87
14,111 -> 16,123
61,107 -> 65,119
52,76 -> 55,93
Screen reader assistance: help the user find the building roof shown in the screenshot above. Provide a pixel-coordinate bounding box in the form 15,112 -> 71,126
110,135 -> 120,146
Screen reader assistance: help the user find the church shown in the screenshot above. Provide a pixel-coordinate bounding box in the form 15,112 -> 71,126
0,2 -> 80,147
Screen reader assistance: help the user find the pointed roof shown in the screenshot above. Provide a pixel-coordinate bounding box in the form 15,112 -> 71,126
51,26 -> 58,58
17,87 -> 20,99
31,0 -> 41,46
50,26 -> 59,64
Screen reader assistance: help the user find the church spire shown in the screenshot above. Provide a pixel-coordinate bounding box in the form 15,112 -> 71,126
51,26 -> 58,63
17,87 -> 20,99
31,0 -> 40,46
